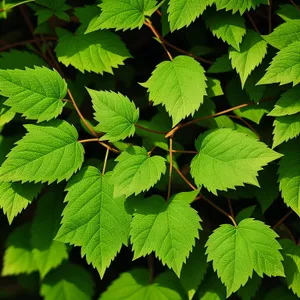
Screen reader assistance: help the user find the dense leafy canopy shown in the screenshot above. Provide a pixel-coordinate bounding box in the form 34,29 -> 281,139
1,0 -> 300,299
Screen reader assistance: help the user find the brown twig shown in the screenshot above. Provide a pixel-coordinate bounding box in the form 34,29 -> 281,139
0,37 -> 57,53
135,123 -> 167,135
289,0 -> 300,12
282,224 -> 297,244
228,115 -> 260,139
246,13 -> 260,33
98,141 -> 120,154
272,210 -> 293,230
102,148 -> 110,175
172,166 -> 237,227
171,149 -> 198,154
148,254 -> 155,283
148,146 -> 157,156
144,19 -> 173,60
268,0 -> 272,33
167,137 -> 173,200
228,199 -> 235,220
79,138 -> 99,144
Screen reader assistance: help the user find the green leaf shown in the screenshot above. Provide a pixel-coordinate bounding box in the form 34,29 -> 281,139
273,113 -> 300,148
281,239 -> 300,298
2,223 -> 38,276
206,78 -> 224,98
269,85 -> 300,117
130,192 -> 201,276
237,274 -> 262,300
258,41 -> 300,86
3,0 -> 34,10
110,146 -> 166,197
235,205 -> 256,223
205,218 -> 284,297
0,181 -> 42,224
55,168 -> 131,278
36,0 -> 69,10
208,0 -> 267,14
197,269 -> 226,300
40,262 -> 94,300
229,30 -> 267,87
278,139 -> 300,216
0,98 -> 15,126
168,0 -> 208,32
74,5 -> 101,28
31,187 -> 68,278
55,27 -> 131,75
277,4 -> 300,22
190,128 -> 282,194
0,119 -> 85,184
100,269 -> 184,300
140,55 -> 207,126
88,89 -> 139,142
180,238 -> 208,299
264,20 -> 300,50
86,0 -> 158,33
0,66 -> 67,122
204,10 -> 246,51
207,54 -> 232,73
0,50 -> 46,69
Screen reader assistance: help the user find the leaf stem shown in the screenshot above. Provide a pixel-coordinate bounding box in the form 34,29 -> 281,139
245,13 -> 260,34
98,141 -> 120,154
167,137 -> 173,200
272,210 -> 293,230
228,115 -> 260,139
135,123 -> 167,135
171,149 -> 198,154
228,199 -> 235,220
147,146 -> 157,156
148,254 -> 155,283
144,19 -> 173,60
102,148 -> 110,175
282,224 -> 297,244
173,166 -> 237,227
78,138 -> 99,144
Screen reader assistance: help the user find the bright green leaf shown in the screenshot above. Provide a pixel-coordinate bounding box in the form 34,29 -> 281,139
55,27 -> 131,75
229,30 -> 267,87
100,269 -> 184,300
55,168 -> 131,278
130,193 -> 201,276
86,0 -> 158,33
0,66 -> 67,122
258,41 -> 300,86
269,85 -> 300,117
204,10 -> 246,51
88,89 -> 139,142
205,218 -> 284,297
0,119 -> 85,184
168,0 -> 208,32
273,113 -> 300,148
263,20 -> 300,50
0,181 -> 42,224
191,128 -> 282,194
110,146 -> 166,197
279,139 -> 300,216
140,55 -> 207,126
207,54 -> 232,73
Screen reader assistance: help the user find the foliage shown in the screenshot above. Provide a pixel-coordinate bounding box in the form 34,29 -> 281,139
0,0 -> 299,299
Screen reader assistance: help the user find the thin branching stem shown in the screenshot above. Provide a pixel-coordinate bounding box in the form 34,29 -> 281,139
289,0 -> 300,12
272,210 -> 293,230
102,148 -> 110,175
246,12 -> 260,33
167,137 -> 173,200
78,138 -> 99,144
228,115 -> 260,139
135,123 -> 167,135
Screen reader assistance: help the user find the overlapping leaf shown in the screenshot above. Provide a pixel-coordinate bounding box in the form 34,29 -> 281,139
0,66 -> 67,122
141,55 -> 207,126
206,218 -> 284,297
31,188 -> 68,278
0,181 -> 42,224
55,168 -> 131,278
130,191 -> 201,276
264,20 -> 300,50
100,269 -> 184,300
229,30 -> 267,87
55,27 -> 131,75
258,41 -> 300,86
86,0 -> 158,33
88,89 -> 139,142
279,139 -> 300,216
190,128 -> 282,194
110,146 -> 166,197
168,0 -> 208,31
0,119 -> 85,184
273,113 -> 300,148
40,262 -> 94,300
204,10 -> 246,51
